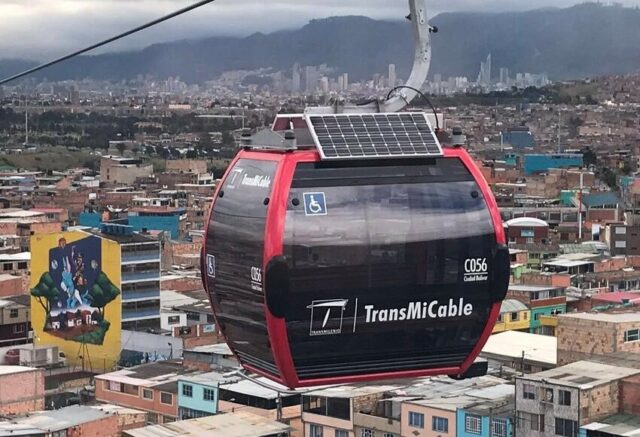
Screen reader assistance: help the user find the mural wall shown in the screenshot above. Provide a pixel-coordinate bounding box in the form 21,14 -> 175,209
31,231 -> 121,371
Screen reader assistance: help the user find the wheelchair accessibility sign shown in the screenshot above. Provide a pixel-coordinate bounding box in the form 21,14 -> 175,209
303,192 -> 328,216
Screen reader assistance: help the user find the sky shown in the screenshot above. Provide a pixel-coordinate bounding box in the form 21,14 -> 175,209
1,0 -> 639,60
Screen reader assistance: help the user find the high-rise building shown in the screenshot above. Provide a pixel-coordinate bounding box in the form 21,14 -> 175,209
499,68 -> 510,85
304,66 -> 319,93
342,73 -> 349,90
477,54 -> 492,86
292,63 -> 301,93
388,64 -> 397,88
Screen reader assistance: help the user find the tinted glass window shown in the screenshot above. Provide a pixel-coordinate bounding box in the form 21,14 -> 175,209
205,159 -> 277,374
283,158 -> 498,379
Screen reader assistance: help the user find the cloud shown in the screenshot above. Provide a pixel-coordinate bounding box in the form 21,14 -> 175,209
1,0 -> 639,59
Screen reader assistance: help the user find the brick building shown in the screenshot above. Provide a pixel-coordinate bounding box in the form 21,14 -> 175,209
101,156 -> 154,186
95,361 -> 195,425
557,312 -> 640,367
0,295 -> 31,347
515,361 -> 640,437
505,217 -> 550,245
0,366 -> 45,415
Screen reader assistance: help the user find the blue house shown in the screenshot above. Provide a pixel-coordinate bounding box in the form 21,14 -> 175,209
456,388 -> 514,437
178,374 -> 220,420
128,207 -> 186,239
524,154 -> 584,176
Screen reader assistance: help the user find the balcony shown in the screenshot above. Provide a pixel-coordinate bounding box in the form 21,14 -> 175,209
122,289 -> 161,302
122,251 -> 160,264
122,308 -> 161,321
122,270 -> 160,283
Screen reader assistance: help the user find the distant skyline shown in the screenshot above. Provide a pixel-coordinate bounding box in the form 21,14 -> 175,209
1,0 -> 640,59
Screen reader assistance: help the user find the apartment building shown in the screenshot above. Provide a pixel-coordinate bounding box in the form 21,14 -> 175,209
93,224 -> 162,332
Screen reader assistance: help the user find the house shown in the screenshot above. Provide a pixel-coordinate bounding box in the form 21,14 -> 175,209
493,299 -> 531,333
557,312 -> 640,367
482,331 -> 557,374
515,361 -> 640,437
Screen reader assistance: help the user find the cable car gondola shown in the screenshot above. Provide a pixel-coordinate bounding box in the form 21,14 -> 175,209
201,112 -> 510,388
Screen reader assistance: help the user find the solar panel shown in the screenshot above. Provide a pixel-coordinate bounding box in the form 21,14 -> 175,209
305,112 -> 443,161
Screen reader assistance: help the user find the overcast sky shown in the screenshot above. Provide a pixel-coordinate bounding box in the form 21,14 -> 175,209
1,0 -> 639,60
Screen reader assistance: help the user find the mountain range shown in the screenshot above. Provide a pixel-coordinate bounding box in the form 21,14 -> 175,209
2,3 -> 640,84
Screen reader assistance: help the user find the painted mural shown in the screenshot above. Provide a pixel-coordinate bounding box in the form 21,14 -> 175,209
31,233 -> 121,358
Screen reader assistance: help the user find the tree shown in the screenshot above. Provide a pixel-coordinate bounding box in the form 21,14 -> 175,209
87,272 -> 120,319
116,143 -> 126,157
31,273 -> 61,329
186,150 -> 198,159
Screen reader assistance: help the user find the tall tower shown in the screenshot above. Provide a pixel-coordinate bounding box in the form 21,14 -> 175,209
388,64 -> 397,88
292,63 -> 301,93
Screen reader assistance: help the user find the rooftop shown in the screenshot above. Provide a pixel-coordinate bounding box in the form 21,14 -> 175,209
505,217 -> 549,228
0,405 -> 110,433
559,312 -> 640,323
500,299 -> 529,313
520,360 -> 640,389
482,331 -> 557,366
582,414 -> 640,437
582,192 -> 620,208
509,284 -> 562,293
0,365 -> 37,376
123,411 -> 291,437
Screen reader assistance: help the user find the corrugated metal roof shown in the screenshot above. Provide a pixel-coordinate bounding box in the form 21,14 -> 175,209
499,299 -> 529,313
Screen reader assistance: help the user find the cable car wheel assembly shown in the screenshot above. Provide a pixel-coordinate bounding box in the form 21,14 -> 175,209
202,0 -> 510,389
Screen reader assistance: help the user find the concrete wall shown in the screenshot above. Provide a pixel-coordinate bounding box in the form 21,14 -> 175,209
515,379 -> 579,437
121,330 -> 183,359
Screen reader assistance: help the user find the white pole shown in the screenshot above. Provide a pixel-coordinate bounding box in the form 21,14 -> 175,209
579,172 -> 584,241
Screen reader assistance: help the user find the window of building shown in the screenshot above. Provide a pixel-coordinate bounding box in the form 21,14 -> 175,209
382,434 -> 395,437
160,392 -> 173,405
335,430 -> 349,437
432,416 -> 449,433
147,413 -> 159,425
492,419 -> 508,437
615,241 -> 627,249
302,396 -> 350,421
3,263 -> 12,271
625,329 -> 640,342
523,384 -> 536,400
559,390 -> 571,406
17,262 -> 27,270
203,388 -> 215,401
142,389 -> 153,400
180,407 -> 209,420
51,431 -> 68,437
168,315 -> 181,325
310,424 -> 323,437
9,309 -> 18,318
511,312 -> 519,321
465,414 -> 482,435
409,412 -> 425,429
524,312 -> 528,320
13,324 -> 25,334
497,314 -> 503,323
361,430 -> 375,437
555,418 -> 578,437
182,384 -> 193,398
